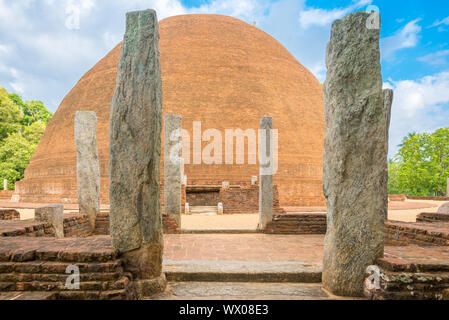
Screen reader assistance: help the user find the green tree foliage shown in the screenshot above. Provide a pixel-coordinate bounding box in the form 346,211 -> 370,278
0,88 -> 22,141
0,87 -> 53,190
388,128 -> 449,196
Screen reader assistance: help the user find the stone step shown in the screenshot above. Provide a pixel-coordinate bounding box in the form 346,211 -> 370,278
163,260 -> 322,283
0,291 -> 56,300
149,282 -> 337,300
189,206 -> 219,216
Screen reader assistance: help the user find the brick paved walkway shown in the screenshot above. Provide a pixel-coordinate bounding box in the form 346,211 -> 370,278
1,234 -> 449,266
164,234 -> 325,262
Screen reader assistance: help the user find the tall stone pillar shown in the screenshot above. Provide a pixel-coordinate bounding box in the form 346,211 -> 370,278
109,9 -> 165,297
164,114 -> 182,226
3,179 -> 7,191
322,12 -> 386,297
383,89 -> 393,220
74,111 -> 100,231
258,117 -> 273,230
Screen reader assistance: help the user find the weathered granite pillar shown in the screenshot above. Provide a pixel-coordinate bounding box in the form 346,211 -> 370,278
3,179 -> 7,191
74,111 -> 100,231
109,9 -> 165,297
35,204 -> 64,238
164,114 -> 182,226
258,117 -> 273,230
383,89 -> 393,220
322,12 -> 387,297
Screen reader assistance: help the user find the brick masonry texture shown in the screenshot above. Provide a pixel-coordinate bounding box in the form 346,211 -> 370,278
265,213 -> 326,234
366,246 -> 449,300
388,194 -> 406,201
385,221 -> 449,246
0,191 -> 13,201
407,196 -> 449,201
417,212 -> 449,223
0,236 -> 136,300
15,14 -> 325,207
185,184 -> 283,214
0,212 -> 178,239
0,210 -> 20,221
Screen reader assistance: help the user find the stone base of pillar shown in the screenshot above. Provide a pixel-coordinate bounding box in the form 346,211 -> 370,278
133,274 -> 167,298
120,242 -> 166,298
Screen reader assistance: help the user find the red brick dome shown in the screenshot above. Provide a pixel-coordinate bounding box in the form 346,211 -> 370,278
16,14 -> 325,206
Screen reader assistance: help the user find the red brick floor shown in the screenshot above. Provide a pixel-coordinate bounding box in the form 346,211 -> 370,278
163,234 -> 325,262
1,234 -> 449,266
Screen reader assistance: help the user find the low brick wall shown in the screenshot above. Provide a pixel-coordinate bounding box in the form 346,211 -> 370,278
0,210 -> 20,221
63,214 -> 92,238
187,190 -> 220,206
0,237 -> 135,300
220,185 -> 283,214
264,213 -> 326,234
163,215 -> 179,233
388,194 -> 406,201
417,212 -> 449,223
0,190 -> 13,201
95,213 -> 110,235
406,196 -> 449,201
385,221 -> 449,246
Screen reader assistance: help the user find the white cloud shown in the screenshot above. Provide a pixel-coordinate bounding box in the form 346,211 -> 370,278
385,71 -> 449,155
418,49 -> 449,66
298,0 -> 371,29
430,15 -> 449,28
381,19 -> 421,59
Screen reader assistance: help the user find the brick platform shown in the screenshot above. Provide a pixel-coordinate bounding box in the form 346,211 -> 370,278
385,221 -> 449,246
0,220 -> 54,237
366,245 -> 449,300
417,212 -> 449,223
0,236 -> 135,300
264,213 -> 326,234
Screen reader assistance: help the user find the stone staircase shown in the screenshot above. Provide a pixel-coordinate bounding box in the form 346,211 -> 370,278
189,206 -> 219,216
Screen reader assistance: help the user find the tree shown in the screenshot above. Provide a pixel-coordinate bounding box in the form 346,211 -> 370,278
8,93 -> 52,126
0,88 -> 22,141
0,87 -> 52,190
388,128 -> 449,196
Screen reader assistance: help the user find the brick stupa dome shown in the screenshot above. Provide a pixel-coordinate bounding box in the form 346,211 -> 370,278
16,14 -> 325,206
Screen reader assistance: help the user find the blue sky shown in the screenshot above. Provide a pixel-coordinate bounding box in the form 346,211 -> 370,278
0,0 -> 448,157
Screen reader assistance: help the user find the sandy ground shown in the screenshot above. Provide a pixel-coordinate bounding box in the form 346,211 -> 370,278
1,199 -> 446,228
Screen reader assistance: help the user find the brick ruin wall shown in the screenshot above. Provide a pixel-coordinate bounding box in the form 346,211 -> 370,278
0,210 -> 20,221
185,184 -> 283,214
0,191 -> 14,201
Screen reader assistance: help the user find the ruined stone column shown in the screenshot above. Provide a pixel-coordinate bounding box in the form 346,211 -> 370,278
258,117 -> 273,230
322,12 -> 386,297
74,111 -> 100,231
164,114 -> 182,226
3,179 -> 7,191
109,9 -> 165,297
